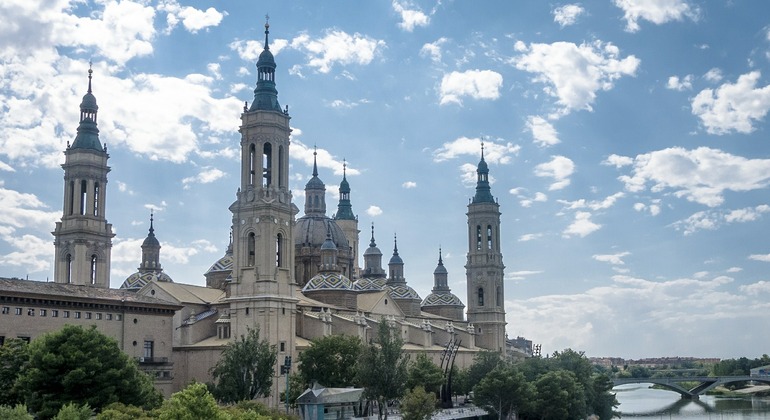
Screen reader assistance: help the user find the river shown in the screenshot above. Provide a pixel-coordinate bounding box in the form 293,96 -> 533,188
614,384 -> 770,419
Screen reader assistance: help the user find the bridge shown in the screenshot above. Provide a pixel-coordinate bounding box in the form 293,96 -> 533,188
612,376 -> 770,399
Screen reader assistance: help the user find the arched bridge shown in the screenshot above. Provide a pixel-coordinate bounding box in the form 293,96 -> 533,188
613,376 -> 770,399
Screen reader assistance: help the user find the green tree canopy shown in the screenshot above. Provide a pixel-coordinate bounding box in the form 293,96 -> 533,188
531,370 -> 586,420
52,403 -> 92,420
406,353 -> 443,395
298,334 -> 361,388
0,338 -> 30,406
465,351 -> 501,391
16,325 -> 161,419
211,326 -> 277,403
0,404 -> 33,420
473,363 -> 534,420
157,382 -> 227,420
356,319 -> 409,420
400,386 -> 437,420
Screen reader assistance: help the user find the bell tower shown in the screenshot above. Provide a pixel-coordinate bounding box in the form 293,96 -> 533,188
465,143 -> 506,352
227,19 -> 297,395
52,66 -> 114,288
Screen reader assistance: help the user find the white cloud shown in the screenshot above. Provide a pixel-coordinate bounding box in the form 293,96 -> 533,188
535,156 -> 575,190
519,191 -> 548,208
703,68 -> 723,83
691,71 -> 770,135
633,201 -> 662,216
613,0 -> 699,33
420,38 -> 448,63
526,115 -> 560,147
740,281 -> 770,295
433,137 -> 519,164
666,74 -> 693,91
593,251 -> 631,265
402,181 -> 417,189
392,0 -> 430,32
181,167 -> 226,189
563,211 -> 601,237
507,270 -> 544,280
439,70 -> 504,105
726,267 -> 742,273
553,4 -> 586,27
602,154 -> 634,168
512,40 -> 640,116
672,205 -> 770,235
290,30 -> 386,74
519,233 -> 543,242
748,254 -> 770,262
176,6 -> 225,33
617,147 -> 770,207
0,161 -> 15,172
560,192 -> 625,211
291,141 -> 358,177
366,205 -> 383,217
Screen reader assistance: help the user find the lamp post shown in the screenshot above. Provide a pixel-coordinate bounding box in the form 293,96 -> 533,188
280,356 -> 292,413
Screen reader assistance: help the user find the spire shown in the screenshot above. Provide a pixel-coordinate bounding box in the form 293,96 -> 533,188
362,223 -> 385,278
249,15 -> 282,112
142,211 -> 160,248
336,159 -> 355,220
370,223 -> 376,247
70,63 -> 103,151
304,146 -> 327,216
140,211 -> 162,272
312,146 -> 319,177
472,140 -> 495,204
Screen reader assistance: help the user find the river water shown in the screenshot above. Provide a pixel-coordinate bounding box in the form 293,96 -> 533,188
614,384 -> 770,419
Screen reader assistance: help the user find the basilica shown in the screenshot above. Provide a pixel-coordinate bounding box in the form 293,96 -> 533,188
0,21 -> 520,403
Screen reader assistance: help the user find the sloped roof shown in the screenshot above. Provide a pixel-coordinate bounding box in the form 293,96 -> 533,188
141,281 -> 225,305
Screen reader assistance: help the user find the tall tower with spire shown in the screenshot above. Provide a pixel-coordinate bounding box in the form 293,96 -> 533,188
52,66 -> 114,288
227,19 -> 297,376
334,161 -> 360,278
465,143 -> 506,352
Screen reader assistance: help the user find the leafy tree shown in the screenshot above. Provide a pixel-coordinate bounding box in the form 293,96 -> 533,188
406,353 -> 443,395
589,374 -> 619,420
465,351 -> 501,391
356,319 -> 409,419
531,370 -> 586,420
298,334 -> 361,388
473,363 -> 533,420
279,373 -> 305,409
400,386 -> 437,420
16,325 -> 161,419
96,403 -> 153,420
451,367 -> 470,399
211,326 -> 277,403
0,338 -> 30,406
0,404 -> 33,420
52,403 -> 92,420
157,382 -> 228,420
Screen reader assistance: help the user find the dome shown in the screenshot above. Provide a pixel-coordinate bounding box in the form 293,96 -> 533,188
387,284 -> 421,300
353,277 -> 387,292
363,243 -> 382,256
205,252 -> 233,274
295,216 -> 349,249
389,253 -> 403,265
142,234 -> 160,247
81,92 -> 98,111
433,263 -> 447,275
258,48 -> 276,66
422,292 -> 464,307
302,272 -> 353,292
120,271 -> 173,290
305,175 -> 325,189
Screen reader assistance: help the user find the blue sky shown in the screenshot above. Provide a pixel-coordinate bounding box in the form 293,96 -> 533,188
2,0 -> 770,359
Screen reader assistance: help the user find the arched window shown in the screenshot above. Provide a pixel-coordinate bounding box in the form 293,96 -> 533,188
249,144 -> 256,185
476,226 -> 482,251
66,254 -> 72,284
90,255 -> 98,285
478,287 -> 484,306
248,233 -> 256,266
276,234 -> 283,267
496,286 -> 501,306
278,146 -> 284,188
487,225 -> 493,250
79,180 -> 87,215
68,181 -> 75,215
93,182 -> 100,216
263,143 -> 272,187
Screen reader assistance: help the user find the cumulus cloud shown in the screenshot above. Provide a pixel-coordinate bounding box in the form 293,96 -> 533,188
704,68 -> 723,83
602,154 -> 634,168
392,0 -> 430,32
553,4 -> 586,27
535,156 -> 575,190
593,251 -> 631,265
366,205 -> 383,217
420,38 -> 448,63
433,137 -> 519,164
289,30 -> 386,74
402,181 -> 417,189
666,74 -> 693,91
559,192 -> 625,211
0,187 -> 61,275
439,70 -> 504,105
519,233 -> 543,242
512,40 -> 639,116
526,116 -> 560,147
691,71 -> 770,135
160,2 -> 226,34
507,270 -> 544,280
672,205 -> 770,235
563,211 -> 601,238
291,141 -> 359,177
613,0 -> 699,33
749,254 -> 770,262
616,147 -> 770,207
633,201 -> 661,216
181,167 -> 226,189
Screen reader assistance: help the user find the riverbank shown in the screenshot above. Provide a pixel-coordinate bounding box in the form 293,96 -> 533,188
710,384 -> 770,397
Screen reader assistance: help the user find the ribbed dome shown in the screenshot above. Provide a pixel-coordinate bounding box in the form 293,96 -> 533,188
295,216 -> 349,249
206,252 -> 233,274
120,271 -> 173,290
387,284 -> 421,300
81,92 -> 98,110
302,272 -> 353,292
353,277 -> 387,292
305,175 -> 325,189
433,263 -> 448,275
258,48 -> 275,66
422,292 -> 464,307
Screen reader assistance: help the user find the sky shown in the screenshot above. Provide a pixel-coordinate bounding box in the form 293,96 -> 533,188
1,0 -> 770,360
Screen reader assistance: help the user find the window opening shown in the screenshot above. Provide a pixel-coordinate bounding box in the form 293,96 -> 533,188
487,225 -> 493,250
93,182 -> 100,216
263,142 -> 272,187
276,234 -> 282,267
478,287 -> 484,306
79,180 -> 87,215
248,233 -> 256,266
90,255 -> 97,285
476,226 -> 482,251
249,144 -> 256,185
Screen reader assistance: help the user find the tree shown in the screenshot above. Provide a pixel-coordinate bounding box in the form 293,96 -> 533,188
298,334 -> 361,388
406,353 -> 443,395
465,351 -> 501,391
356,319 -> 409,419
52,403 -> 92,420
400,386 -> 437,420
16,325 -> 161,419
0,404 -> 33,420
157,382 -> 227,420
473,363 -> 533,420
211,326 -> 277,403
96,403 -> 154,420
0,338 -> 30,406
279,373 -> 305,409
531,370 -> 586,420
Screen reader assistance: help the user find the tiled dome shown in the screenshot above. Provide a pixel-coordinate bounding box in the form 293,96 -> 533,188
422,292 -> 464,307
387,284 -> 421,300
302,272 -> 353,292
120,271 -> 173,290
353,277 -> 387,292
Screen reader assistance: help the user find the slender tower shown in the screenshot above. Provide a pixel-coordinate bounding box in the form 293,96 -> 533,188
227,19 -> 297,388
334,161 -> 360,278
465,143 -> 506,352
52,66 -> 114,288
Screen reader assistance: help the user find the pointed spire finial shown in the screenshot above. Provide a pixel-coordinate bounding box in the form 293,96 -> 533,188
149,210 -> 155,235
312,145 -> 319,177
393,233 -> 398,254
438,247 -> 443,264
343,159 -> 347,179
481,140 -> 485,160
87,60 -> 93,94
370,223 -> 376,246
264,14 -> 271,49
